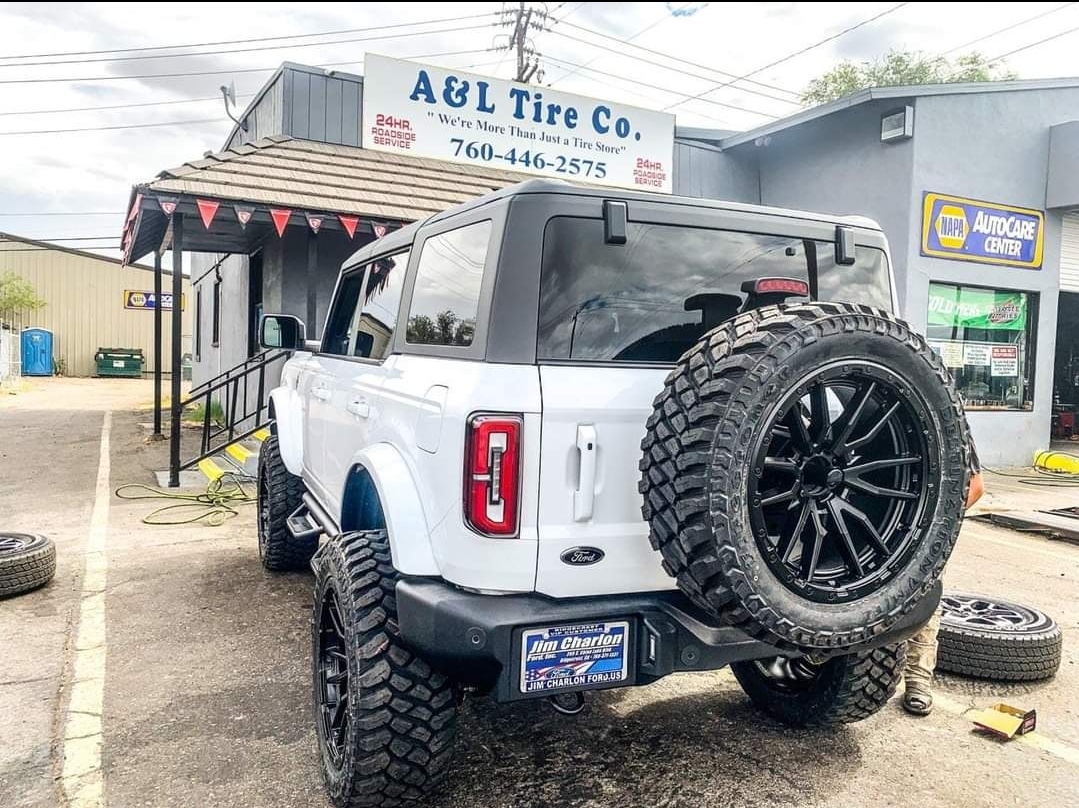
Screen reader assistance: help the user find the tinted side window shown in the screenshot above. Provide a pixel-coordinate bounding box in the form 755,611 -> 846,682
322,272 -> 363,356
406,220 -> 492,347
354,250 -> 410,361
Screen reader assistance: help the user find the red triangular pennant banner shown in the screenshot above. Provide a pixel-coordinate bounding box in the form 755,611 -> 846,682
373,223 -> 387,239
270,208 -> 291,237
234,204 -> 254,230
158,197 -> 178,216
338,214 -> 359,239
305,212 -> 324,234
196,199 -> 220,229
126,193 -> 143,224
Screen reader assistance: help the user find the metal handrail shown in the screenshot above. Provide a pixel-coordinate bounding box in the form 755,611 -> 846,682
172,349 -> 290,477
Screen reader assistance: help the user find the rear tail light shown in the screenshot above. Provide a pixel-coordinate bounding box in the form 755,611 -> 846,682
464,413 -> 522,537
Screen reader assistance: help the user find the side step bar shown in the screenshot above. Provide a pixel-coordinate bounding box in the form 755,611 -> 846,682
286,493 -> 340,540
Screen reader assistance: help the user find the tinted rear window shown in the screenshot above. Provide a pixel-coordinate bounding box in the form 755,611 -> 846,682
537,217 -> 891,363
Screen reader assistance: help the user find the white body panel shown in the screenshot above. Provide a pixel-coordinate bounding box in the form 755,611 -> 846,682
534,366 -> 675,597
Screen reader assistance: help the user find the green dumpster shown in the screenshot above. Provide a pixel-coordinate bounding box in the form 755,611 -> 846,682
95,347 -> 144,378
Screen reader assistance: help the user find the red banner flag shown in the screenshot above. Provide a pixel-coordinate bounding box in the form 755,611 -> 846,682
270,208 -> 291,237
234,204 -> 254,229
158,197 -> 178,216
338,214 -> 359,239
305,212 -> 324,234
373,223 -> 387,238
196,199 -> 220,229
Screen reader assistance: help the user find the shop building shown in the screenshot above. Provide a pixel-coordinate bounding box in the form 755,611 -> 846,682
121,60 -> 1079,476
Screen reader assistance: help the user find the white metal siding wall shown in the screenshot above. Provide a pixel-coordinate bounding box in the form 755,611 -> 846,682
0,241 -> 192,377
1062,213 -> 1079,292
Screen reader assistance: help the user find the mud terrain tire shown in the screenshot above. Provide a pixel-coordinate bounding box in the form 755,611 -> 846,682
640,302 -> 969,654
257,435 -> 315,571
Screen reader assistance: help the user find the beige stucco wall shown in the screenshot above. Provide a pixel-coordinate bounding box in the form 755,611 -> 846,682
0,239 -> 191,377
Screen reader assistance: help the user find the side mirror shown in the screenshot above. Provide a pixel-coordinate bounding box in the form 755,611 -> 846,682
260,314 -> 306,351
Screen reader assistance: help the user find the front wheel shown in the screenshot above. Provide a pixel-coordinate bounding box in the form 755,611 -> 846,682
731,643 -> 905,727
313,530 -> 458,808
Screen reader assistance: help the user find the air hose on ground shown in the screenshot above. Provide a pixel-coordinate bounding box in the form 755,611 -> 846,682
985,451 -> 1079,486
115,473 -> 256,526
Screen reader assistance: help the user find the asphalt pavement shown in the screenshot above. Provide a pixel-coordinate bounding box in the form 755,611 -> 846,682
2,380 -> 1078,808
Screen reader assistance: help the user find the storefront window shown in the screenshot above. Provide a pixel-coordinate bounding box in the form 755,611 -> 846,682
926,283 -> 1037,411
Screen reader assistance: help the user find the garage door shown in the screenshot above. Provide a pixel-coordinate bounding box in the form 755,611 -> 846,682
1062,213 -> 1079,292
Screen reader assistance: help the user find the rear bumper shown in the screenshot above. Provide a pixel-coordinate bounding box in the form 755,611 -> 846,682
395,578 -> 942,702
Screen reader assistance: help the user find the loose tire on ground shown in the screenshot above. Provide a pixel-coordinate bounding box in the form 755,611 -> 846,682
937,592 -> 1062,681
257,434 -> 316,571
640,302 -> 970,654
731,643 -> 906,727
0,533 -> 56,598
313,530 -> 457,808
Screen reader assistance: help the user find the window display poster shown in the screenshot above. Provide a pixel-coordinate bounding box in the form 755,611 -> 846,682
934,341 -> 965,368
990,345 -> 1019,376
962,342 -> 991,366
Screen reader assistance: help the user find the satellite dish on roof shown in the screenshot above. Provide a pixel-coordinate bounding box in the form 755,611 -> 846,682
219,81 -> 247,132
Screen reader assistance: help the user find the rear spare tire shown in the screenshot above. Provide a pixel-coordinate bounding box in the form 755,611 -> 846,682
640,302 -> 969,654
937,592 -> 1062,681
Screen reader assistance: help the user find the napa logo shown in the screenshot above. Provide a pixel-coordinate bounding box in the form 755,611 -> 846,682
934,205 -> 968,249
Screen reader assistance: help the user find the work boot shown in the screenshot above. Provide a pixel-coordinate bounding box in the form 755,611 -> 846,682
903,609 -> 940,716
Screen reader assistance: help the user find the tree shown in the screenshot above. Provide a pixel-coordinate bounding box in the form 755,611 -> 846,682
406,313 -> 438,343
802,50 -> 1017,105
435,310 -> 457,344
0,271 -> 46,324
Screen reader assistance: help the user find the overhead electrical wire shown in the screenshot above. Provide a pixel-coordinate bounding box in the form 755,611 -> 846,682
0,94 -> 254,117
0,12 -> 499,62
663,2 -> 911,112
0,118 -> 222,136
985,23 -> 1079,63
553,17 -> 802,101
546,27 -> 799,108
0,28 -> 492,85
943,2 -> 1077,55
0,211 -> 124,216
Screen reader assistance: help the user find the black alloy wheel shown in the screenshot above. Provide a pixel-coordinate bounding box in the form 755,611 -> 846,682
747,363 -> 937,603
316,586 -> 350,769
942,593 -> 1046,631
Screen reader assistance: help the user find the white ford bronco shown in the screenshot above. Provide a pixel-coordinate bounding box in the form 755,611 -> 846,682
257,180 -> 970,807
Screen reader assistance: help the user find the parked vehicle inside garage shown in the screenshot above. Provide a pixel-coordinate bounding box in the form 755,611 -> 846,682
257,180 -> 971,807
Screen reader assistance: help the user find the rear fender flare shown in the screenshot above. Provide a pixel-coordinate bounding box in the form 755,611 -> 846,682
344,444 -> 440,576
268,387 -> 303,475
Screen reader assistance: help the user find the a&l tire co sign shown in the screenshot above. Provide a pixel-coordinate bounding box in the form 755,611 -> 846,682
361,54 -> 676,193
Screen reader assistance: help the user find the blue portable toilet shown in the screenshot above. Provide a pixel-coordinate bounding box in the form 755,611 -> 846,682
21,328 -> 53,376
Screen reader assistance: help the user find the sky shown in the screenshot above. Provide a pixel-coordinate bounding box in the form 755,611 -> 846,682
0,1 -> 1077,262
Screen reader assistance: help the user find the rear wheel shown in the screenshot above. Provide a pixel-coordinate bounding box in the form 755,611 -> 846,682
731,643 -> 906,727
257,435 -> 315,571
313,530 -> 458,808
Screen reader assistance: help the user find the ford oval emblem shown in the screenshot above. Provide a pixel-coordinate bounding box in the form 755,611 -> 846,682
560,547 -> 605,566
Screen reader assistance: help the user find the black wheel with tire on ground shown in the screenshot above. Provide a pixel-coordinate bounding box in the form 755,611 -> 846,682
257,434 -> 317,571
0,532 -> 56,598
731,642 -> 906,727
640,302 -> 971,661
312,530 -> 458,808
937,592 -> 1063,681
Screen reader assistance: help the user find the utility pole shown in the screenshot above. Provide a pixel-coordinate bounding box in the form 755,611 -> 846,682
501,2 -> 546,83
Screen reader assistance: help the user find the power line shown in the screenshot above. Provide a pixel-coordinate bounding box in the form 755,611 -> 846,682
0,12 -> 499,62
547,2 -> 703,86
663,2 -> 911,112
0,94 -> 253,118
544,53 -> 775,118
0,212 -> 124,216
0,15 -> 501,70
554,17 -> 802,100
985,22 -> 1079,63
0,27 -> 492,85
943,3 -> 1077,55
1,236 -> 119,241
546,26 -> 801,107
0,118 -> 222,136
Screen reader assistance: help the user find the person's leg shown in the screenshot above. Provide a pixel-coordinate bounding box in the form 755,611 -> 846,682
903,608 -> 940,715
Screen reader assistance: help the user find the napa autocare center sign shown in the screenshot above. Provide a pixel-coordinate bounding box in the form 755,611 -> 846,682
362,54 -> 675,192
921,192 -> 1045,269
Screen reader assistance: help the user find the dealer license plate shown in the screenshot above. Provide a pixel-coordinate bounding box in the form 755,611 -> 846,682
519,621 -> 630,694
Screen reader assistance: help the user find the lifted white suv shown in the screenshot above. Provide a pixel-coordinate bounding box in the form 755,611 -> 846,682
258,180 -> 970,807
